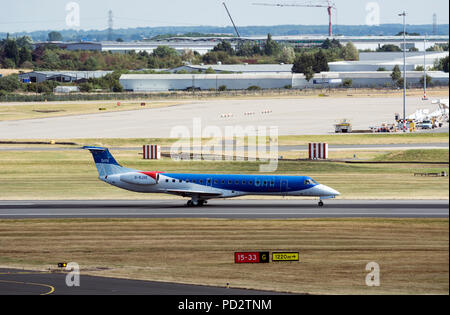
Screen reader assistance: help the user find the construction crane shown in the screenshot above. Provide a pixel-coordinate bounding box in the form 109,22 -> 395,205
253,1 -> 336,37
223,2 -> 241,38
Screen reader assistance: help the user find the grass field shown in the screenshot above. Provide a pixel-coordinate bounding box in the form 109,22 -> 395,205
0,149 -> 448,200
0,218 -> 447,294
0,100 -> 185,121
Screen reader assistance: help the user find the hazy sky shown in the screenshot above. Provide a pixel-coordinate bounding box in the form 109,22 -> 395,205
1,0 -> 449,33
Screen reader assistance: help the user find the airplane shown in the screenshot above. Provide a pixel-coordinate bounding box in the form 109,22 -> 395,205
84,146 -> 340,207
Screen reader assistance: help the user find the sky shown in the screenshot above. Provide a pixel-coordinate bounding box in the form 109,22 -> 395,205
0,0 -> 449,33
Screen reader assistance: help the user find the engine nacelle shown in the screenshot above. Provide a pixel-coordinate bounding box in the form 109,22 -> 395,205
120,172 -> 157,185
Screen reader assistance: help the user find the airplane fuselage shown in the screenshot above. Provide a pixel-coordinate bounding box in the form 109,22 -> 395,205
84,146 -> 340,207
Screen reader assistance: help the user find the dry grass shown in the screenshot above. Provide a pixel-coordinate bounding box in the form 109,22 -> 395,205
0,100 -> 186,121
0,69 -> 33,77
0,218 -> 447,294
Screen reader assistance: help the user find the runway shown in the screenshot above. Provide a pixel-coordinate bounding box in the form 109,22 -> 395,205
0,200 -> 447,219
0,268 -> 278,295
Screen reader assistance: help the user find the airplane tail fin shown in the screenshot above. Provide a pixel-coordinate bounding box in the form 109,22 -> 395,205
83,146 -> 134,177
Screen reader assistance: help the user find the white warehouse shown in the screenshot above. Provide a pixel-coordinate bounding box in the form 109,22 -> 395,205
120,73 -> 294,92
120,71 -> 449,92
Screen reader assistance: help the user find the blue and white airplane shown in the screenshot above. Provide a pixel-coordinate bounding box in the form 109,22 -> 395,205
84,146 -> 340,207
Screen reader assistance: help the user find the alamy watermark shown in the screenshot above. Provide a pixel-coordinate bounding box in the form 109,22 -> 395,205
365,262 -> 380,287
65,262 -> 80,287
169,118 -> 279,172
66,2 -> 80,28
365,2 -> 380,26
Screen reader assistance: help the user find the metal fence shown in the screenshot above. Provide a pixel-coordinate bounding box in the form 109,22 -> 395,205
0,84 -> 447,103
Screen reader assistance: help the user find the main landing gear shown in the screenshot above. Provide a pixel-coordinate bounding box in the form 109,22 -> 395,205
186,199 -> 207,207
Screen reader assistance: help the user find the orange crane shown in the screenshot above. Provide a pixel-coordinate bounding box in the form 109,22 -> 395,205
253,1 -> 337,37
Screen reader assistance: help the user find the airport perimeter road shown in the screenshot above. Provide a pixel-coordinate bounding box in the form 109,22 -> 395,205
0,96 -> 442,138
0,200 -> 447,219
0,268 -> 279,295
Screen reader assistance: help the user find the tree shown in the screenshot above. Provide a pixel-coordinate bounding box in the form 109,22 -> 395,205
152,46 -> 178,58
292,53 -> 315,81
79,82 -> 94,92
321,38 -> 342,49
419,75 -> 432,87
48,31 -> 63,42
377,44 -> 401,52
202,51 -> 236,65
313,50 -> 329,73
0,74 -> 21,92
342,78 -> 353,88
3,39 -> 20,66
391,65 -> 402,82
434,56 -> 449,73
41,49 -> 61,69
181,49 -> 195,62
213,40 -> 234,55
264,33 -> 280,56
277,46 -> 295,64
82,56 -> 99,70
236,41 -> 261,57
342,42 -> 359,61
18,47 -> 32,66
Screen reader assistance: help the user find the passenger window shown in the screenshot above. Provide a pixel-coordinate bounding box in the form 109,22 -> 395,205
242,180 -> 246,184
172,179 -> 176,183
179,179 -> 182,183
186,179 -> 189,183
221,180 -> 225,184
249,181 -> 253,185
200,179 -> 203,184
228,180 -> 232,184
255,181 -> 260,186
165,179 -> 169,182
235,180 -> 239,185
214,179 -> 218,184
263,181 -> 267,185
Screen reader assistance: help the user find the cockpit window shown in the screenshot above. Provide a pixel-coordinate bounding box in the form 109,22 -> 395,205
304,179 -> 317,185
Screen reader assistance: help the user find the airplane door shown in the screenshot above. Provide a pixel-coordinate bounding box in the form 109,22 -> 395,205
206,178 -> 213,187
280,180 -> 288,195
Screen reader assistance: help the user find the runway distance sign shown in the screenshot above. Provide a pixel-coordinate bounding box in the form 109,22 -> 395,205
272,252 -> 299,262
235,252 -> 269,264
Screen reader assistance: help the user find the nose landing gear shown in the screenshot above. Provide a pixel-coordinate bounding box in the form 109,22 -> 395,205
186,199 -> 207,207
318,200 -> 324,207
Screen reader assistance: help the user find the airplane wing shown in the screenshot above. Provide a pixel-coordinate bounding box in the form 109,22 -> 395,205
165,189 -> 223,198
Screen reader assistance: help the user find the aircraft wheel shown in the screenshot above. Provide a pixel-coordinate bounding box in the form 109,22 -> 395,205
187,200 -> 193,207
318,200 -> 324,207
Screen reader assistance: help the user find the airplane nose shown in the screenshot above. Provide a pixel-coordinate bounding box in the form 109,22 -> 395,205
322,185 -> 340,196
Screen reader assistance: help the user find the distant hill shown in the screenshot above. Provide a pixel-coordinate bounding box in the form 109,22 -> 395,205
1,24 -> 448,42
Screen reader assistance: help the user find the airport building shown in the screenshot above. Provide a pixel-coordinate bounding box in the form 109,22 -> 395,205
119,71 -> 449,92
329,51 -> 449,72
169,64 -> 294,74
33,35 -> 449,55
17,71 -> 113,83
120,73 -> 293,92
